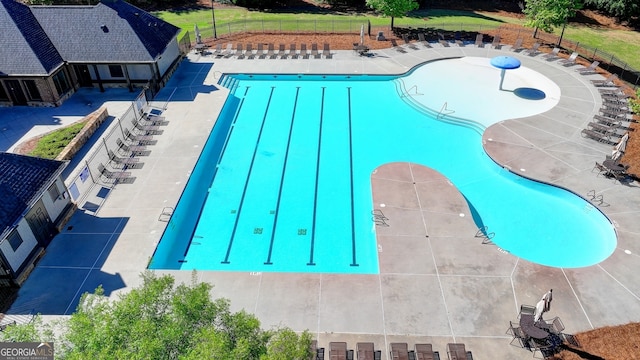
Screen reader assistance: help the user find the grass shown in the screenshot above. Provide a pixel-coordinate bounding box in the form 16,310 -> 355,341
29,121 -> 86,159
156,7 -> 640,70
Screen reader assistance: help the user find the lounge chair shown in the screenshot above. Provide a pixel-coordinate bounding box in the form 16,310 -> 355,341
322,43 -> 333,58
210,43 -> 223,57
414,344 -> 438,360
525,42 -> 541,56
446,343 -> 472,360
437,32 -> 450,47
277,44 -> 287,59
256,43 -> 266,59
559,51 -> 579,66
475,33 -> 484,48
221,43 -> 234,58
289,43 -> 298,59
124,128 -> 154,145
581,129 -> 614,145
390,343 -> 409,360
245,43 -> 254,59
417,33 -> 432,48
543,47 -> 561,61
510,38 -> 523,52
309,340 -> 324,360
108,150 -> 140,169
329,342 -> 348,360
594,115 -> 632,129
266,43 -> 276,59
391,39 -> 407,53
402,34 -> 418,50
357,342 -> 380,360
491,34 -> 501,49
98,163 -> 134,183
591,73 -> 617,87
300,43 -> 309,59
131,118 -> 162,135
116,138 -> 147,156
235,43 -> 244,59
311,43 -> 321,59
577,60 -> 600,74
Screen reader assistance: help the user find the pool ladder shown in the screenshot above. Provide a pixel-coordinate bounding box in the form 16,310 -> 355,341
587,190 -> 608,207
475,226 -> 495,244
372,209 -> 389,227
398,78 -> 423,98
158,207 -> 174,222
437,102 -> 455,120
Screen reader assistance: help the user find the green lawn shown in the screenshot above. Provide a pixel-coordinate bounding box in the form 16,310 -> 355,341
29,121 -> 86,159
154,7 -> 640,70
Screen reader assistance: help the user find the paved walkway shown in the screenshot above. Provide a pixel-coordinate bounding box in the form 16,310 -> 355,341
7,44 -> 640,359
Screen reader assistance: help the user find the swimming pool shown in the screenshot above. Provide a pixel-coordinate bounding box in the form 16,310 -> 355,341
149,59 -> 617,272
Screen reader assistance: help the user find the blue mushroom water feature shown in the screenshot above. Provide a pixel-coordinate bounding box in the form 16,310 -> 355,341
490,56 -> 521,90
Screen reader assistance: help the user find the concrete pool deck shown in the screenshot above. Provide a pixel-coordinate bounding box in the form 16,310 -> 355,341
6,44 -> 640,359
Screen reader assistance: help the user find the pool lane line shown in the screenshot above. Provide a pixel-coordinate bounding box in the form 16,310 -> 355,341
308,87 -> 326,266
347,87 -> 358,267
264,87 -> 300,265
182,89 -> 248,259
222,86 -> 275,264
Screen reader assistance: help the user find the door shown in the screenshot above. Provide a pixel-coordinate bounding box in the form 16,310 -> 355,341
74,65 -> 93,87
25,200 -> 58,247
4,80 -> 27,105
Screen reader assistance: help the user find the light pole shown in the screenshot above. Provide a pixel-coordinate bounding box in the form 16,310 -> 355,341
211,0 -> 217,39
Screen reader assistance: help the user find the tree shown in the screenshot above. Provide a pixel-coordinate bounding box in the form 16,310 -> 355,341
584,0 -> 640,21
366,0 -> 419,28
523,0 -> 583,36
1,272 -> 312,360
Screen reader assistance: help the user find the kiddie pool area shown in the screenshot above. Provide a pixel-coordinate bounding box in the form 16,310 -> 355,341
149,57 -> 617,272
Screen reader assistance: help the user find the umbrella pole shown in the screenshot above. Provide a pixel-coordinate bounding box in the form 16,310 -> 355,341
499,69 -> 506,91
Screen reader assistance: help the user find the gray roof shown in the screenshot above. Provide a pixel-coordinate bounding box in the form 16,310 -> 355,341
0,0 -> 64,76
31,0 -> 181,63
0,153 -> 66,237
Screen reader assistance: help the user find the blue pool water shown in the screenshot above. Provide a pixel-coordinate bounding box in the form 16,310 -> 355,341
149,70 -> 617,272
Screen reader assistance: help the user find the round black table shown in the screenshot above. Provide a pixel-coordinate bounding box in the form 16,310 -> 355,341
603,159 -> 626,173
520,314 -> 549,339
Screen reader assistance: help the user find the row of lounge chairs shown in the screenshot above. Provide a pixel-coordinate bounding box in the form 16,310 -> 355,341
312,341 -> 472,360
98,110 -> 167,184
391,32 -> 501,53
206,42 -> 332,59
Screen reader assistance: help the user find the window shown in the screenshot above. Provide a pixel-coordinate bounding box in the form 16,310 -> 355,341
109,65 -> 124,78
48,183 -> 61,202
23,80 -> 42,101
0,82 -> 8,101
52,70 -> 71,95
7,230 -> 23,251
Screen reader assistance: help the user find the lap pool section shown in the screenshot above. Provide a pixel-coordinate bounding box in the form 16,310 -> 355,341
149,66 -> 617,273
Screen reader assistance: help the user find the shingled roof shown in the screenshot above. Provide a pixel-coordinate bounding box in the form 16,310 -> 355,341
31,0 -> 181,63
0,153 -> 66,237
0,0 -> 64,76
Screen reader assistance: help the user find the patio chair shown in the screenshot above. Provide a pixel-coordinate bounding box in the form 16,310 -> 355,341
256,43 -> 266,59
491,34 -> 501,49
475,33 -> 484,48
543,47 -> 561,61
357,342 -> 381,360
510,37 -> 524,52
277,44 -> 287,59
402,34 -> 418,50
591,73 -> 617,87
323,43 -> 333,59
98,163 -> 135,183
525,42 -> 541,56
390,343 -> 410,360
266,43 -> 276,59
300,43 -> 309,59
289,43 -> 298,59
528,337 -> 555,359
506,321 -> 529,348
414,344 -> 438,360
559,51 -> 579,66
311,43 -> 321,59
544,317 -> 565,335
519,304 -> 537,319
418,33 -> 432,48
391,39 -> 407,53
577,60 -> 600,74
245,43 -> 254,59
235,43 -> 245,59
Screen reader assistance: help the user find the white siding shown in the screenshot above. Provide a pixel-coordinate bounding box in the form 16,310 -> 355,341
42,177 -> 71,223
157,38 -> 180,77
0,220 -> 38,273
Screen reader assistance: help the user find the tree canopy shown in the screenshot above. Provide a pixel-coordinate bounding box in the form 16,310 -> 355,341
0,272 -> 312,360
365,0 -> 419,28
523,0 -> 584,33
